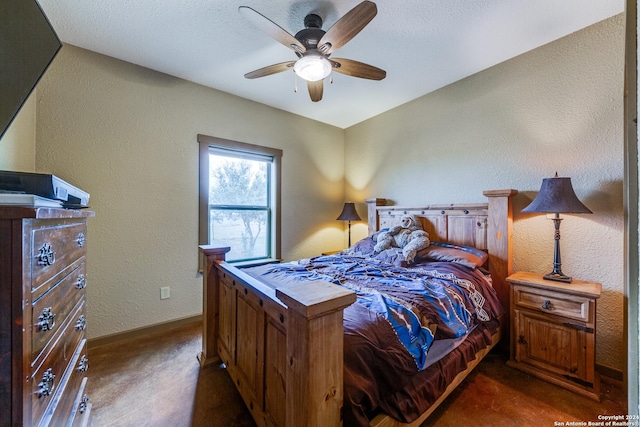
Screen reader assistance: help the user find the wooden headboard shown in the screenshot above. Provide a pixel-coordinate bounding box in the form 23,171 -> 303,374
365,189 -> 517,326
368,201 -> 490,249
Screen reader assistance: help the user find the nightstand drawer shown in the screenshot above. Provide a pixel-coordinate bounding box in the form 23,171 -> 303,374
512,284 -> 592,323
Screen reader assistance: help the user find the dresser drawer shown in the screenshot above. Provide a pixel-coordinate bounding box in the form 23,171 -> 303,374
32,263 -> 87,365
48,340 -> 89,427
70,377 -> 91,427
31,299 -> 86,425
32,221 -> 87,300
512,284 -> 592,323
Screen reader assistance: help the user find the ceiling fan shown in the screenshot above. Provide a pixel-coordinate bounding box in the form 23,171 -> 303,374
239,1 -> 386,102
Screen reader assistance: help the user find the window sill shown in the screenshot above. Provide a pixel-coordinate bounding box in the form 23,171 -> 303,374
197,257 -> 280,276
229,258 -> 281,268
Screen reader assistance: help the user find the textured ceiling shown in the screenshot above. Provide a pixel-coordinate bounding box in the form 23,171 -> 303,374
37,0 -> 623,129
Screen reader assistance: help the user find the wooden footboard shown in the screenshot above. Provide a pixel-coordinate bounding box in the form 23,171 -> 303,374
199,189 -> 516,427
198,246 -> 356,427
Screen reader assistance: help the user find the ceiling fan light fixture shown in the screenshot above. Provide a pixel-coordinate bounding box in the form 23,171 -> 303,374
293,53 -> 332,82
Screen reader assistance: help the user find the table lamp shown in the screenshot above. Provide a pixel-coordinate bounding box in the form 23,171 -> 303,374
522,173 -> 592,283
336,202 -> 361,247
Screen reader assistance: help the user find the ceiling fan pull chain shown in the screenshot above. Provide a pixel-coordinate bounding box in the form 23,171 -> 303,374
293,73 -> 298,93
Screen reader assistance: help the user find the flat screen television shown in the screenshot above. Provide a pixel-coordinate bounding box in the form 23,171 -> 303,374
0,1 -> 61,139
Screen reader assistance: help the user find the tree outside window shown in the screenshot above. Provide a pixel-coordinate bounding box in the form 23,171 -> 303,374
209,154 -> 270,261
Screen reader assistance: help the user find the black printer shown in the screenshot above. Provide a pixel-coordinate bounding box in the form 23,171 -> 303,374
0,171 -> 90,207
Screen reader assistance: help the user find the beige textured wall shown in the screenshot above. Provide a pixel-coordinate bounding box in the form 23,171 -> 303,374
345,15 -> 625,371
0,94 -> 36,172
35,45 -> 345,339
32,16 -> 626,373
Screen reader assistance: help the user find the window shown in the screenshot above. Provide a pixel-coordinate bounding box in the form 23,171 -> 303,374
198,135 -> 281,262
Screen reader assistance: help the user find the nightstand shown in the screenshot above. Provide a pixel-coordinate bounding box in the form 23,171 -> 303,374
321,250 -> 341,255
506,271 -> 601,401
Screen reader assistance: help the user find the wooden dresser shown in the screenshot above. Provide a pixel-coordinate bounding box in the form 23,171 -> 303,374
0,207 -> 94,426
506,271 -> 601,401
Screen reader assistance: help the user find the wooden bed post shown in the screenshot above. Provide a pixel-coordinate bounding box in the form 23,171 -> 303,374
276,282 -> 357,427
197,245 -> 230,367
365,198 -> 387,235
483,189 -> 518,336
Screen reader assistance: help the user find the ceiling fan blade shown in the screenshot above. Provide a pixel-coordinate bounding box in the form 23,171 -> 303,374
307,80 -> 323,102
244,61 -> 295,79
317,1 -> 377,55
239,6 -> 306,54
331,58 -> 386,80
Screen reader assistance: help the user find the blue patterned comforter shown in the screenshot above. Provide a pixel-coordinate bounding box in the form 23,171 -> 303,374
252,253 -> 502,371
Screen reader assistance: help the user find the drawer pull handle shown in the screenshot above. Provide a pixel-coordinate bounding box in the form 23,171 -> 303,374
36,368 -> 55,397
37,307 -> 56,332
541,300 -> 552,310
518,335 -> 527,345
75,315 -> 87,331
77,355 -> 89,372
76,274 -> 87,289
79,394 -> 89,414
77,232 -> 86,247
37,243 -> 56,266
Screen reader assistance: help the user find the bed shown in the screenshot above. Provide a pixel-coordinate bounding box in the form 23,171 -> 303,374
198,189 -> 517,427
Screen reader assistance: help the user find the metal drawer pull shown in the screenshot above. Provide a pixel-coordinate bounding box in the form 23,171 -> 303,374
37,243 -> 56,266
541,300 -> 552,310
77,355 -> 89,372
37,308 -> 56,332
37,368 -> 55,397
76,274 -> 87,289
518,335 -> 527,344
79,394 -> 89,414
77,232 -> 86,247
75,315 -> 87,331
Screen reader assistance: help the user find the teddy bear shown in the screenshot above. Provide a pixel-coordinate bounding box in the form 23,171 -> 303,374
373,215 -> 430,264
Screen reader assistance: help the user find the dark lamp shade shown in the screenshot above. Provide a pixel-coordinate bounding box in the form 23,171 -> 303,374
522,176 -> 592,214
336,202 -> 361,221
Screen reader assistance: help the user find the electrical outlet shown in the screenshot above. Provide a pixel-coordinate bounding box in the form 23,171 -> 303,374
160,286 -> 170,300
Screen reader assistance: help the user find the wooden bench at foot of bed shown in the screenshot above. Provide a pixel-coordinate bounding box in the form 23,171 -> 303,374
199,189 -> 517,427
